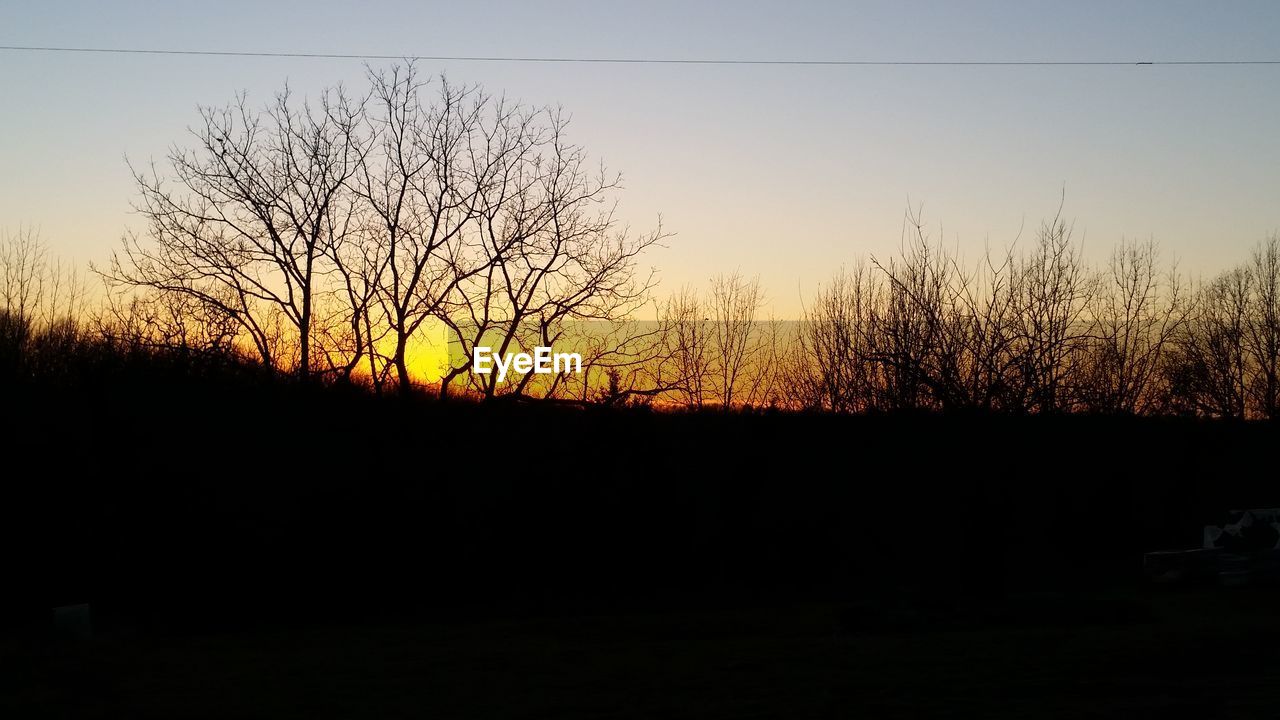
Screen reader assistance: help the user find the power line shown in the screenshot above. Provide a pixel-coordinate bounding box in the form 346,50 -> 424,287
1,44 -> 1279,67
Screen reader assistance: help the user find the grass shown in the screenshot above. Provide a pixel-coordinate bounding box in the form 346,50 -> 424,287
5,587 -> 1280,719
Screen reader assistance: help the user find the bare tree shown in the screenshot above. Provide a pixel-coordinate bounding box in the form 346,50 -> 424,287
1167,269 -> 1251,418
706,272 -> 767,408
438,109 -> 665,400
1,227 -> 90,377
1,226 -> 47,325
1,227 -> 48,373
98,287 -> 240,358
659,287 -> 712,407
789,264 -> 880,412
868,208 -> 970,411
948,243 -> 1023,412
1244,234 -> 1280,418
104,84 -> 369,378
1006,210 -> 1095,413
1084,237 -> 1186,414
351,65 -> 507,394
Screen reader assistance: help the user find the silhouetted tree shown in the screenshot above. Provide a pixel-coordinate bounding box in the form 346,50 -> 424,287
351,65 -> 511,394
659,287 -> 712,407
1244,235 -> 1280,418
1084,237 -> 1186,414
437,110 -> 665,399
788,265 -> 880,412
106,84 -> 368,378
1007,210 -> 1095,413
1167,269 -> 1251,418
707,272 -> 769,407
1,227 -> 89,380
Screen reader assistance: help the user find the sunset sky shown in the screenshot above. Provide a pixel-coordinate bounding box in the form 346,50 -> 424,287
2,1 -> 1279,318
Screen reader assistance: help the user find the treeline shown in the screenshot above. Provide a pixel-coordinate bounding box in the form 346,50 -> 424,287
1,62 -> 1278,418
780,215 -> 1280,419
619,216 -> 1280,420
7,216 -> 1280,420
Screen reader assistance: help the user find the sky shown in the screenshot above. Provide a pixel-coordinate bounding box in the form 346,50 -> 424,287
2,0 -> 1279,317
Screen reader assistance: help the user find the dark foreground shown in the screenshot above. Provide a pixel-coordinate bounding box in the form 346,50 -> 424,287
3,367 -> 1279,716
4,587 -> 1280,719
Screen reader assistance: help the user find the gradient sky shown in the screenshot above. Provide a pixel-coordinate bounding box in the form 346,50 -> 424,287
2,1 -> 1279,317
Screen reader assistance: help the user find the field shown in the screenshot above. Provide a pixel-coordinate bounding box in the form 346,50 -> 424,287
6,587 -> 1280,718
3,373 -> 1278,717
